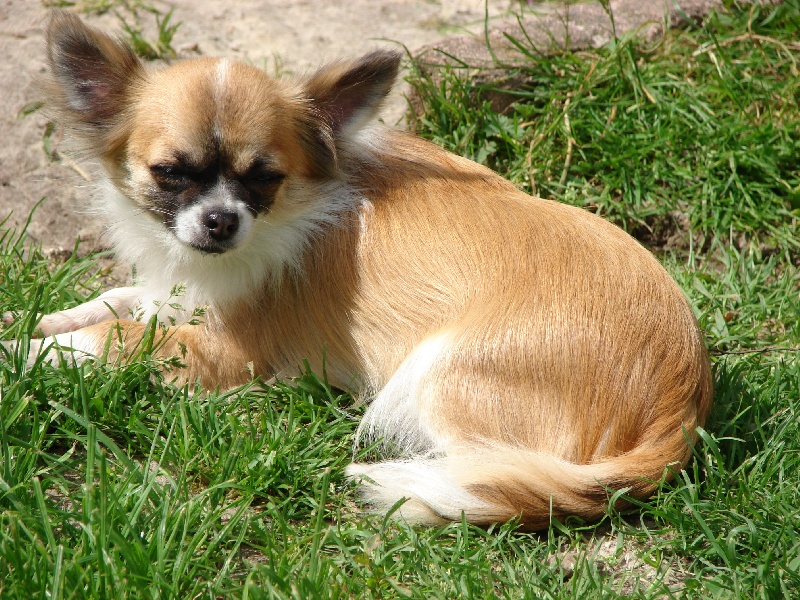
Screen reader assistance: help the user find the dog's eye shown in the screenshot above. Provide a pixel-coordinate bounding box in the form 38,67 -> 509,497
243,166 -> 285,186
150,165 -> 184,178
150,164 -> 190,189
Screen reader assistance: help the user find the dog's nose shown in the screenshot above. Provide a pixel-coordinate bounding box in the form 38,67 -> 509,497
203,210 -> 239,241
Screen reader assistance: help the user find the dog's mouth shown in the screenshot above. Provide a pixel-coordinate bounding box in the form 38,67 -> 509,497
187,240 -> 232,255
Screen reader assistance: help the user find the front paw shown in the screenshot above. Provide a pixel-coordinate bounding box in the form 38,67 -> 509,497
1,333 -> 95,369
1,337 -> 47,369
4,311 -> 97,338
36,312 -> 85,337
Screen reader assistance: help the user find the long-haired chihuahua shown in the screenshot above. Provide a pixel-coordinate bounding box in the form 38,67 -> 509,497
8,11 -> 712,529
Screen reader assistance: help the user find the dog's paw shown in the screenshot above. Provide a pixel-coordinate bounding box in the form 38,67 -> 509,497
3,311 -> 53,338
1,337 -> 45,369
36,312 -> 85,337
0,333 -> 96,369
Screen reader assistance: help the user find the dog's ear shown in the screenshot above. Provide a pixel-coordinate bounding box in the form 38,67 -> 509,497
45,10 -> 143,131
304,50 -> 401,141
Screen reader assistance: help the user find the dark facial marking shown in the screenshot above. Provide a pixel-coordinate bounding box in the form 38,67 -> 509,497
145,154 -> 286,227
149,164 -> 192,193
235,159 -> 286,213
242,159 -> 285,186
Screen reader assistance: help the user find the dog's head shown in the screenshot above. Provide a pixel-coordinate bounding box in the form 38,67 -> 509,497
44,11 -> 400,255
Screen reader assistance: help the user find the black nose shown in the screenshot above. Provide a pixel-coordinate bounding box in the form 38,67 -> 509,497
203,210 -> 239,241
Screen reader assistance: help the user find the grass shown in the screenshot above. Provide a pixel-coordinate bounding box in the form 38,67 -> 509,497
2,0 -> 800,597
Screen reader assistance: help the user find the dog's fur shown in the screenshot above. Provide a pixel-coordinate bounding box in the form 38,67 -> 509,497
18,11 -> 713,528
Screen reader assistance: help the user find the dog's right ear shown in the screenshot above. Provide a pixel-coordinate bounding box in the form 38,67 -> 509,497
45,10 -> 143,131
297,50 -> 400,178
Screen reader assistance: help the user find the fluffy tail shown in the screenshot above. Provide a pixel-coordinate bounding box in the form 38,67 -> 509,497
346,430 -> 696,529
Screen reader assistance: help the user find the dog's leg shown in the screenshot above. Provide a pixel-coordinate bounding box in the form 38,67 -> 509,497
349,331 -> 492,525
2,327 -> 111,370
2,287 -> 143,337
2,317 -> 246,387
38,287 -> 145,335
355,333 -> 453,456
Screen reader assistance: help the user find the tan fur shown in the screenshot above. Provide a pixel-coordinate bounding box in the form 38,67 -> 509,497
21,11 -> 713,529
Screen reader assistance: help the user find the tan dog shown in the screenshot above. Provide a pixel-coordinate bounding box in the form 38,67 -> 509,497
11,11 -> 712,528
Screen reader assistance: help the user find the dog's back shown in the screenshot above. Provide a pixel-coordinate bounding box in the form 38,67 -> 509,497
277,131 -> 714,527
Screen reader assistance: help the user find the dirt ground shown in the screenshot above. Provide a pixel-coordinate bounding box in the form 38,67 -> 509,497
0,0 -> 518,260
0,0 -> 736,263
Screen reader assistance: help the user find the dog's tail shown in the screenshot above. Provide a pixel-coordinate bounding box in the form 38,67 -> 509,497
346,427 -> 697,529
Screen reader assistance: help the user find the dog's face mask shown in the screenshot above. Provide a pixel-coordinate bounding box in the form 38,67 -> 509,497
123,59 -> 301,255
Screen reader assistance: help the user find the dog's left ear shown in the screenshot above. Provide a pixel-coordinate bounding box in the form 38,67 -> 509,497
43,10 -> 144,157
304,50 -> 401,141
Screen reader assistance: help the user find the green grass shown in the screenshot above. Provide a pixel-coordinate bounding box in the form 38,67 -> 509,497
3,1 -> 800,597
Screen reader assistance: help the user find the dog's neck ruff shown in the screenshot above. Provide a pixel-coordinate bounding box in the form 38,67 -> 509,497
98,178 -> 363,313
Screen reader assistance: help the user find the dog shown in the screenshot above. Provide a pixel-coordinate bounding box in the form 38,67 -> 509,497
6,11 -> 713,529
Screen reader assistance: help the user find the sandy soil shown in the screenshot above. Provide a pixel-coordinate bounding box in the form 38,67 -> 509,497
0,0 -> 518,259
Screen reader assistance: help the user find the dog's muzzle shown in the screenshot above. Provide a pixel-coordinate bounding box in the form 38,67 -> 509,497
174,199 -> 253,254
